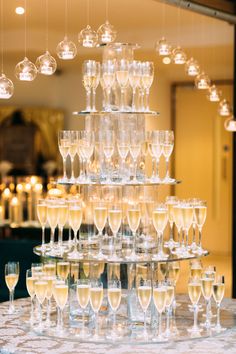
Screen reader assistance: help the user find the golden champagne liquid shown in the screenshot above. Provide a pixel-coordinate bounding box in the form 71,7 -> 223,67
213,283 -> 225,303
47,206 -> 59,229
138,286 -> 151,311
82,75 -> 96,90
173,206 -> 183,229
108,288 -> 121,311
166,286 -> 175,307
153,288 -> 167,313
141,141 -> 148,156
69,143 -> 77,158
188,283 -> 201,305
162,143 -> 173,158
26,277 -> 36,297
159,263 -> 168,278
57,262 -> 70,280
201,278 -> 214,300
127,209 -> 141,233
37,204 -> 47,225
167,203 -> 175,224
129,74 -> 141,88
54,284 -> 68,309
182,207 -> 194,230
194,206 -> 207,227
152,210 -> 168,233
35,281 -> 48,304
69,207 -> 82,231
5,274 -> 19,291
168,267 -> 180,283
108,209 -> 122,234
44,263 -> 56,277
70,263 -> 79,280
59,141 -> 70,159
83,262 -> 90,278
141,74 -> 153,89
116,70 -> 129,87
77,285 -> 90,309
103,73 -> 115,88
45,278 -> 54,299
94,207 -> 107,232
130,145 -> 141,159
90,287 -> 103,312
190,267 -> 202,279
58,205 -> 69,227
118,144 -> 129,160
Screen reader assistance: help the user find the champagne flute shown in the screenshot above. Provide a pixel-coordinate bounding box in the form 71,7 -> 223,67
35,278 -> 48,332
82,60 -> 96,111
147,131 -> 156,181
189,198 -> 201,252
37,198 -> 47,252
57,261 -> 70,281
5,261 -> 19,314
54,278 -> 69,335
195,200 -> 207,255
137,279 -> 151,339
76,279 -> 91,337
201,268 -> 215,329
167,261 -> 180,313
101,60 -> 116,112
130,130 -> 142,183
190,259 -> 203,279
47,199 -> 59,255
90,280 -> 103,339
57,199 -> 69,255
152,203 -> 168,260
26,269 -> 36,325
107,280 -> 122,339
93,201 -> 107,259
129,60 -> 142,112
77,131 -> 86,182
213,275 -> 225,332
108,204 -> 122,260
102,130 -> 115,183
165,280 -> 175,338
181,201 -> 194,256
58,130 -> 70,182
91,61 -> 100,112
80,130 -> 95,182
164,196 -> 178,250
153,282 -> 167,342
43,274 -> 54,327
162,130 -> 174,182
188,277 -> 202,335
141,61 -> 154,112
117,130 -> 130,182
172,202 -> 184,255
68,130 -> 78,182
127,202 -> 141,260
116,59 -> 129,111
68,200 -> 83,259
150,130 -> 163,182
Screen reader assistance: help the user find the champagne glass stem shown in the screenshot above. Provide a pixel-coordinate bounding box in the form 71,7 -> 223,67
198,227 -> 202,249
158,312 -> 162,337
169,223 -> 174,244
41,226 -> 45,249
113,311 -> 116,333
82,309 -> 85,333
63,158 -> 67,180
30,297 -> 34,324
58,227 -> 63,251
165,158 -> 170,180
133,159 -> 137,181
140,89 -> 144,111
46,298 -> 51,325
144,310 -> 147,335
86,89 -> 91,111
151,157 -> 156,180
95,312 -> 99,337
185,230 -> 189,248
132,88 -> 136,111
92,89 -> 96,111
166,306 -> 171,335
38,302 -> 43,331
193,304 -> 198,330
121,88 -> 125,111
107,88 -> 111,111
145,89 -> 150,111
71,157 -> 75,180
98,231 -> 103,258
50,228 -> 55,250
9,290 -> 14,313
132,232 -> 136,258
206,299 -> 211,328
156,159 -> 160,180
192,223 -> 196,245
216,303 -> 221,328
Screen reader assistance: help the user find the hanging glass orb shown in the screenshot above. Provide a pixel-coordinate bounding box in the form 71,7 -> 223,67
0,73 -> 14,99
195,72 -> 211,90
156,37 -> 172,56
224,116 -> 236,131
185,57 -> 200,76
207,85 -> 222,102
172,46 -> 187,65
36,51 -> 57,76
97,21 -> 116,44
15,57 -> 37,81
162,56 -> 171,65
78,25 -> 98,48
218,99 -> 232,117
56,36 -> 77,60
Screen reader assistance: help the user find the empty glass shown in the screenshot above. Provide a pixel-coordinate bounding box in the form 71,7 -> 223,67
82,60 -> 98,111
141,61 -> 154,112
162,130 -> 174,182
79,131 -> 95,182
102,130 -> 115,183
68,130 -> 78,182
130,131 -> 142,183
116,59 -> 129,111
101,60 -> 116,112
58,130 -> 70,182
117,130 -> 130,182
129,60 -> 142,111
91,61 -> 101,112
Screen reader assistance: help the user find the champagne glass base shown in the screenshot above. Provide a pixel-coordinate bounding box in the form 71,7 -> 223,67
212,325 -> 226,333
152,335 -> 168,343
152,252 -> 169,261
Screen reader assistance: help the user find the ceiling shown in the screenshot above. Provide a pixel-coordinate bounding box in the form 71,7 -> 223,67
1,0 -> 234,79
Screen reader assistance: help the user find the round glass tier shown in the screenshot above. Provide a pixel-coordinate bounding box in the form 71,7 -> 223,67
34,242 -> 209,264
72,110 -> 160,116
29,295 -> 234,345
57,178 -> 181,186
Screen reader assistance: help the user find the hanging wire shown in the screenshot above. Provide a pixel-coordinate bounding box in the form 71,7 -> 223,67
46,0 -> 49,50
0,0 -> 3,73
87,0 -> 90,25
161,0 -> 166,36
24,0 -> 27,57
65,0 -> 68,36
177,0 -> 181,46
106,0 -> 108,21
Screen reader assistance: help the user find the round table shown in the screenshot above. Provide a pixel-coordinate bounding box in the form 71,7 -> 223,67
0,296 -> 236,354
